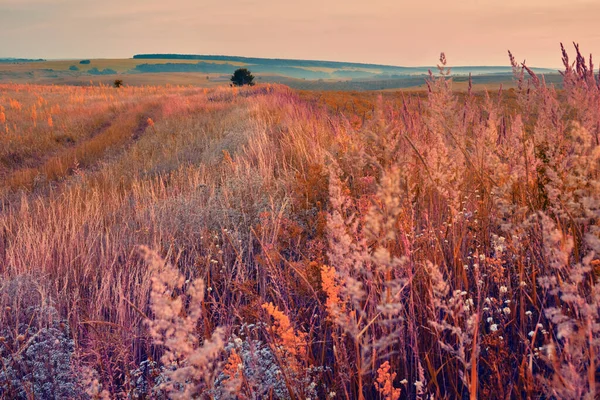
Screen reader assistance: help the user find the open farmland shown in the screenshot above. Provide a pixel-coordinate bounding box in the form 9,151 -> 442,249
0,49 -> 600,399
0,55 -> 561,91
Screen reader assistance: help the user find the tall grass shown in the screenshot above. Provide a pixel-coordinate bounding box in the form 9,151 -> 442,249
0,45 -> 599,398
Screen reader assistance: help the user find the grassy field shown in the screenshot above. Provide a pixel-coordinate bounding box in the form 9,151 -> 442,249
0,56 -> 561,91
0,49 -> 599,399
0,58 -> 249,73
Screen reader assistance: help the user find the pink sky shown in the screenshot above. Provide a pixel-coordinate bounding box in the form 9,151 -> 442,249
1,0 -> 598,67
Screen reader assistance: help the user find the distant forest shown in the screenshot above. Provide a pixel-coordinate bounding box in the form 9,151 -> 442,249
0,58 -> 45,63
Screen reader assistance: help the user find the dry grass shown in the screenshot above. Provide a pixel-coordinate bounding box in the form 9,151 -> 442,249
0,46 -> 599,399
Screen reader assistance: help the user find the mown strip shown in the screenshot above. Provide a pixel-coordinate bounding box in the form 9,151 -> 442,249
5,102 -> 161,191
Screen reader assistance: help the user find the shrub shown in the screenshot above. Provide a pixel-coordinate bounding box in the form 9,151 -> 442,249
0,277 -> 81,399
69,65 -> 79,71
79,59 -> 91,65
88,68 -> 117,76
230,68 -> 255,86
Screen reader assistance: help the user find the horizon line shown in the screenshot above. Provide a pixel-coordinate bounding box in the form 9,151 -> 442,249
0,53 -> 563,71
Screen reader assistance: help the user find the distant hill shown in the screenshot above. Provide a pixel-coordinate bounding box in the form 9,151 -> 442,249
132,54 -> 558,76
133,53 -> 414,72
0,58 -> 45,63
132,62 -> 338,79
0,55 -> 562,90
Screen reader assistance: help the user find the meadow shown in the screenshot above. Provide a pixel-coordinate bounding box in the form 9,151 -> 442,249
0,46 -> 599,399
0,55 -> 561,91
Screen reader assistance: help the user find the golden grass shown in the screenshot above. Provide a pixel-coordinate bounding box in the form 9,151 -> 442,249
0,64 -> 598,398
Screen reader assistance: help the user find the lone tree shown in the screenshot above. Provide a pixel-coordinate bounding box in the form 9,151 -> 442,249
230,68 -> 255,86
113,79 -> 123,88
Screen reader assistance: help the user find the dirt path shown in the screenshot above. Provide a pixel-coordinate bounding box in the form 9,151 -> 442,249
3,102 -> 161,192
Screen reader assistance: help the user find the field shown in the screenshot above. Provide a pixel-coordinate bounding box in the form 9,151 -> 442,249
0,49 -> 599,399
0,55 -> 561,91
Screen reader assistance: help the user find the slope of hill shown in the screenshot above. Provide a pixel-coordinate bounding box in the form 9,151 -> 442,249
133,53 -> 558,76
0,55 -> 561,91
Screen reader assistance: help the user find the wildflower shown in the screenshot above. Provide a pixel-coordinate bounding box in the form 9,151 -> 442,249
321,265 -> 343,317
374,361 -> 401,400
414,380 -> 424,392
499,286 -> 508,294
262,302 -> 306,358
490,324 -> 498,332
48,115 -> 53,127
0,111 -> 5,124
528,331 -> 535,337
147,117 -> 155,127
222,349 -> 243,382
525,310 -> 533,317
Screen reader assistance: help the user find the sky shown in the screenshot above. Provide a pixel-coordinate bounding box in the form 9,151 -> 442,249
0,0 -> 599,67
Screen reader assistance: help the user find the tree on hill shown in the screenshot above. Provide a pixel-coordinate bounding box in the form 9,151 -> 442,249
230,68 -> 255,86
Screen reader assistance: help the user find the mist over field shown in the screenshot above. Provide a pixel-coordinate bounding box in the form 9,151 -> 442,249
1,0 -> 600,398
